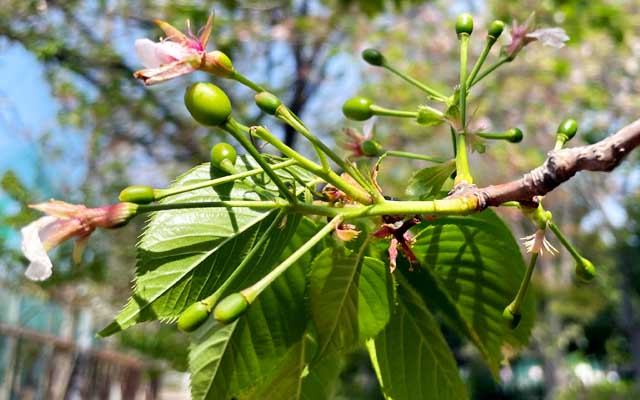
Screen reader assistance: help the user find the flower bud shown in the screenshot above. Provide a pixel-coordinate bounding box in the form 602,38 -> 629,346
211,143 -> 237,172
177,301 -> 210,332
361,140 -> 382,157
488,20 -> 505,39
202,50 -> 235,78
342,96 -> 374,121
213,293 -> 249,324
506,128 -> 524,143
119,185 -> 156,204
254,91 -> 282,115
502,304 -> 522,329
575,257 -> 596,282
184,82 -> 232,126
362,48 -> 386,66
456,13 -> 474,36
557,118 -> 578,141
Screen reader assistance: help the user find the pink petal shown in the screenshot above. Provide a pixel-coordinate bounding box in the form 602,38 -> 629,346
133,58 -> 199,86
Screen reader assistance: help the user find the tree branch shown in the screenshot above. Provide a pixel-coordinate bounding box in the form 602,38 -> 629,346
472,118 -> 640,208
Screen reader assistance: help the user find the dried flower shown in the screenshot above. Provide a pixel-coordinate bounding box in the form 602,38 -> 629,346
133,12 -> 234,85
21,200 -> 138,281
521,229 -> 558,256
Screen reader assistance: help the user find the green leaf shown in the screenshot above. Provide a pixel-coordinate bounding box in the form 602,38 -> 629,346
189,217 -> 321,399
370,274 -> 468,400
409,210 -> 536,372
405,160 -> 456,200
309,247 -> 393,359
100,156 -> 305,337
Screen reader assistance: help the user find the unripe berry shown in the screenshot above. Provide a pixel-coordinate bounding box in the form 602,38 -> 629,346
507,128 -> 524,143
119,185 -> 155,204
210,143 -> 237,171
362,48 -> 386,66
557,118 -> 578,141
214,293 -> 249,324
456,13 -> 474,36
488,20 -> 505,39
177,301 -> 209,332
342,96 -> 374,121
575,257 -> 596,282
184,82 -> 232,126
255,91 -> 282,115
361,140 -> 382,157
502,305 -> 522,329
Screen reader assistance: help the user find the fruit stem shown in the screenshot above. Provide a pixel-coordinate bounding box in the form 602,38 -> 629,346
548,222 -> 582,261
458,33 -> 470,131
231,71 -> 266,92
508,252 -> 538,317
154,159 -> 298,200
200,210 -> 288,310
383,150 -> 449,164
466,36 -> 497,87
469,56 -> 508,87
369,105 -> 418,119
382,63 -> 447,102
241,215 -> 344,303
224,118 -> 297,203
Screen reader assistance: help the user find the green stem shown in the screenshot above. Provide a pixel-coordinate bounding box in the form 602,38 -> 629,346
466,38 -> 496,87
224,118 -> 297,203
369,105 -> 418,119
470,57 -> 508,87
231,71 -> 265,92
154,159 -> 298,200
476,132 -> 513,140
276,106 -> 375,195
548,222 -> 582,261
382,63 -> 447,101
454,133 -> 473,185
241,215 -> 344,302
201,210 -> 288,309
384,150 -> 448,164
459,33 -> 469,130
509,252 -> 538,314
138,200 -> 281,213
245,124 -> 373,204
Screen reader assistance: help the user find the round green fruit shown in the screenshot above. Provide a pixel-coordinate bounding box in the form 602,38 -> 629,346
213,293 -> 249,324
211,143 -> 237,170
255,91 -> 282,115
507,128 -> 524,143
575,257 -> 596,282
362,48 -> 385,66
557,118 -> 578,140
342,96 -> 374,121
361,140 -> 382,157
456,13 -> 474,36
184,82 -> 232,126
488,20 -> 504,38
118,185 -> 155,204
177,301 -> 210,332
502,305 -> 522,329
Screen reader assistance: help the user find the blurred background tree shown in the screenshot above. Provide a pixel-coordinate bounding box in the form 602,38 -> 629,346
1,0 -> 639,398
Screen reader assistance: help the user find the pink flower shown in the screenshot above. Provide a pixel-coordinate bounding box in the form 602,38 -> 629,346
133,13 -> 233,85
373,216 -> 420,272
504,13 -> 569,60
21,200 -> 138,281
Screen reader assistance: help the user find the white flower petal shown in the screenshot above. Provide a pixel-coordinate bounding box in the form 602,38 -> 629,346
526,28 -> 569,48
21,216 -> 57,281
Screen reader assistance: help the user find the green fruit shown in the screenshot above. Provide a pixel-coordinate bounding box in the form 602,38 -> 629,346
488,20 -> 505,38
507,128 -> 524,143
362,48 -> 385,66
342,96 -> 374,121
575,257 -> 596,282
255,91 -> 282,115
118,185 -> 155,204
213,293 -> 249,324
456,13 -> 474,36
211,142 -> 237,171
502,305 -> 522,329
184,82 -> 232,126
361,140 -> 382,157
557,118 -> 578,140
177,301 -> 210,332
